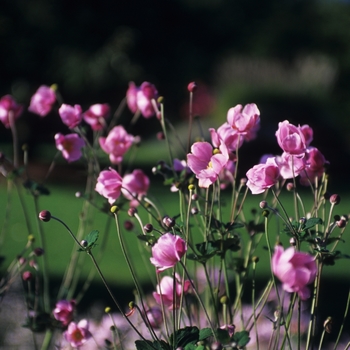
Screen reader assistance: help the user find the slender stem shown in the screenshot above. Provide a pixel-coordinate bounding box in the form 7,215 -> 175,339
333,287 -> 350,349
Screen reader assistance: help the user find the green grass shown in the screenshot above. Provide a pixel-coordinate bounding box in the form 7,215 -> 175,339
1,179 -> 350,293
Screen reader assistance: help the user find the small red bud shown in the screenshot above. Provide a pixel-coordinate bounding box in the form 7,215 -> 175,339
128,207 -> 138,217
191,207 -> 199,215
187,82 -> 197,93
144,223 -> 153,233
124,220 -> 134,231
22,271 -> 33,281
286,182 -> 294,191
330,194 -> 341,205
162,215 -> 175,228
33,247 -> 44,256
259,201 -> 268,209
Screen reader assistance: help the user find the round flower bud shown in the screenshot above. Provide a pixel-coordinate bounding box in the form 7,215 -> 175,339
289,237 -> 297,246
330,194 -> 341,205
33,247 -> 44,256
259,201 -> 268,209
29,259 -> 38,269
128,207 -> 137,217
299,217 -> 306,225
80,240 -> 88,248
240,177 -> 247,186
162,215 -> 175,228
28,235 -> 35,243
111,206 -> 119,213
22,271 -> 33,281
191,193 -> 198,201
156,131 -> 165,140
187,81 -> 197,93
105,307 -> 111,313
143,223 -> 153,233
191,207 -> 199,215
220,295 -> 228,304
262,209 -> 270,217
38,210 -> 51,222
124,220 -> 134,231
334,214 -> 340,222
251,256 -> 259,263
286,182 -> 294,191
75,191 -> 82,198
18,256 -> 26,266
188,184 -> 195,191
337,219 -> 346,228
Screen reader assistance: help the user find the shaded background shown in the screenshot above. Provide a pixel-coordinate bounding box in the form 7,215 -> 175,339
1,0 -> 350,185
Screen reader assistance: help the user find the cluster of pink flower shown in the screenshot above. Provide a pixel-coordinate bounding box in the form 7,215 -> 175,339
187,103 -> 260,188
0,83 -> 159,207
246,120 -> 328,194
53,300 -> 92,348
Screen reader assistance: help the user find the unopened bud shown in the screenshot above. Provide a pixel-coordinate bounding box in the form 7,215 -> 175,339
188,184 -> 195,191
163,215 -> 175,228
286,182 -> 294,191
337,219 -> 346,228
330,194 -> 341,205
22,271 -> 33,281
191,193 -> 198,201
105,307 -> 111,313
39,210 -> 51,222
323,317 -> 332,333
262,209 -> 270,217
143,223 -> 153,233
240,178 -> 247,186
124,220 -> 134,231
187,82 -> 197,93
33,247 -> 44,256
191,207 -> 199,215
81,240 -> 88,248
156,131 -> 165,140
220,296 -> 228,304
111,205 -> 119,213
128,207 -> 137,217
259,201 -> 268,209
289,237 -> 297,246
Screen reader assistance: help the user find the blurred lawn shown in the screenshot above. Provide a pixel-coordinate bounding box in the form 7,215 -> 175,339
1,180 -> 349,292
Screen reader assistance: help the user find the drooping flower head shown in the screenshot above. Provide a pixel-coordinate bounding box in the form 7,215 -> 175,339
122,169 -> 150,206
126,81 -> 158,118
83,103 -> 110,130
58,104 -> 83,129
53,300 -> 75,326
299,147 -> 328,186
246,157 -> 280,194
64,319 -> 92,348
275,120 -> 306,156
28,85 -> 56,117
153,273 -> 191,309
136,82 -> 158,118
150,233 -> 187,272
55,133 -> 85,163
272,245 -> 317,300
226,103 -> 260,142
0,95 -> 23,128
95,168 -> 123,205
187,141 -> 229,188
99,125 -> 134,164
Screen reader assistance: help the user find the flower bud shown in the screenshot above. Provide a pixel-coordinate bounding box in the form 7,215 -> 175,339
143,223 -> 153,233
28,235 -> 35,242
18,256 -> 26,266
187,81 -> 197,93
156,131 -> 165,140
162,215 -> 175,228
128,207 -> 137,217
191,207 -> 199,215
337,219 -> 346,228
211,342 -> 223,350
33,247 -> 44,256
22,271 -> 33,281
334,214 -> 341,221
39,210 -> 51,222
124,220 -> 134,231
286,182 -> 294,191
330,194 -> 341,205
188,184 -> 195,191
240,177 -> 247,186
262,209 -> 270,217
259,201 -> 268,209
220,295 -> 228,304
105,307 -> 111,313
191,193 -> 198,201
75,191 -> 82,198
289,237 -> 297,246
251,256 -> 259,263
81,240 -> 88,248
111,205 -> 119,213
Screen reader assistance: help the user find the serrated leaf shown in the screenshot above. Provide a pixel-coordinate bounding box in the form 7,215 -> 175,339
85,230 -> 99,247
216,328 -> 230,344
304,217 -> 323,230
233,330 -> 250,347
170,327 -> 200,348
198,328 -> 213,340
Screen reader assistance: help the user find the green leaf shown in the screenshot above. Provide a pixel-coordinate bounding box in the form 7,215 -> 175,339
224,222 -> 244,230
216,328 -> 230,344
304,217 -> 323,230
23,180 -> 50,196
137,234 -> 157,245
233,330 -> 250,347
78,230 -> 99,251
198,328 -> 213,341
170,327 -> 200,348
135,340 -> 171,350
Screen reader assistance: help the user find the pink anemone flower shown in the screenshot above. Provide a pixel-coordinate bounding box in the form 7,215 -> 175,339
150,233 -> 187,272
64,319 -> 92,348
55,133 -> 85,163
28,85 -> 56,117
0,95 -> 23,128
58,104 -> 83,129
187,141 -> 229,188
95,168 -> 123,205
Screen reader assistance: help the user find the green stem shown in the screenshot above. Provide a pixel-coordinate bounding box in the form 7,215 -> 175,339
333,287 -> 350,349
